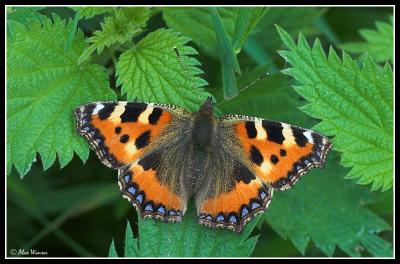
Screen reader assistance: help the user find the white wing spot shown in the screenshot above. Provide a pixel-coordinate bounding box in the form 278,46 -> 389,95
125,141 -> 138,156
260,161 -> 273,174
138,105 -> 154,124
303,130 -> 314,144
255,120 -> 267,140
109,102 -> 127,123
92,104 -> 104,114
282,123 -> 295,147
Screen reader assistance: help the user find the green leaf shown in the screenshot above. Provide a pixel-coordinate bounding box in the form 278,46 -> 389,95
7,6 -> 45,25
78,7 -> 151,64
276,25 -> 393,191
210,7 -> 239,99
108,240 -> 118,257
7,7 -> 45,38
162,7 -> 238,58
64,10 -> 81,51
7,15 -> 116,177
232,7 -> 269,54
116,28 -> 211,112
119,7 -> 152,26
340,17 -> 393,63
71,7 -> 113,19
113,204 -> 261,257
124,221 -> 139,257
265,152 -> 392,257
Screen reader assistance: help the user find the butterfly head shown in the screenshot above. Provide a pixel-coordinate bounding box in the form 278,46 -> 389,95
198,96 -> 213,116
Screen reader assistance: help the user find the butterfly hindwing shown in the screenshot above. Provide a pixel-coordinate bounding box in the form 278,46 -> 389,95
118,150 -> 187,222
221,115 -> 333,190
194,123 -> 274,233
196,160 -> 273,233
74,101 -> 191,221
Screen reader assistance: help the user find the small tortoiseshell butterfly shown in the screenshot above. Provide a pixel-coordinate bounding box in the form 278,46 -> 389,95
74,97 -> 332,233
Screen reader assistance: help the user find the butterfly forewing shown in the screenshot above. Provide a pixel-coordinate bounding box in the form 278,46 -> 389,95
220,115 -> 332,190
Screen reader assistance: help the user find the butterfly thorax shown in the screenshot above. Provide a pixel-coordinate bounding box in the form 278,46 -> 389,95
191,115 -> 215,151
191,97 -> 216,152
185,97 -> 217,195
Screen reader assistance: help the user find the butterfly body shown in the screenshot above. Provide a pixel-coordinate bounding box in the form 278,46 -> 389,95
74,97 -> 332,233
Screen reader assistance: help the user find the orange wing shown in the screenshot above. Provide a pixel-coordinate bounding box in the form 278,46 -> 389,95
222,115 -> 332,190
74,101 -> 187,168
74,101 -> 190,221
197,162 -> 273,233
118,150 -> 186,222
196,115 -> 332,233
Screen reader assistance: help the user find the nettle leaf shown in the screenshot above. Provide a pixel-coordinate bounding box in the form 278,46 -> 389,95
7,15 -> 116,177
124,221 -> 140,257
7,6 -> 45,25
109,220 -> 139,257
78,7 -> 151,64
71,7 -> 113,19
265,152 -> 392,257
7,7 -> 45,38
108,240 -> 118,257
110,205 -> 261,257
119,7 -> 152,26
163,7 -> 265,58
340,17 -> 393,63
116,28 -> 211,112
276,26 -> 393,191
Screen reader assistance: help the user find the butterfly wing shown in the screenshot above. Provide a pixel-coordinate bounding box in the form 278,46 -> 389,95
222,115 -> 332,190
195,114 -> 332,232
74,101 -> 191,221
195,157 -> 273,233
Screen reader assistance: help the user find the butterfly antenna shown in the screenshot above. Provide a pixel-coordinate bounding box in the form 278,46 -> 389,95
216,72 -> 270,107
174,46 -> 197,90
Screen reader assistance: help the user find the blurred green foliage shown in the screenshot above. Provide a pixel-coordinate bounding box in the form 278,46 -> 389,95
6,6 -> 393,258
